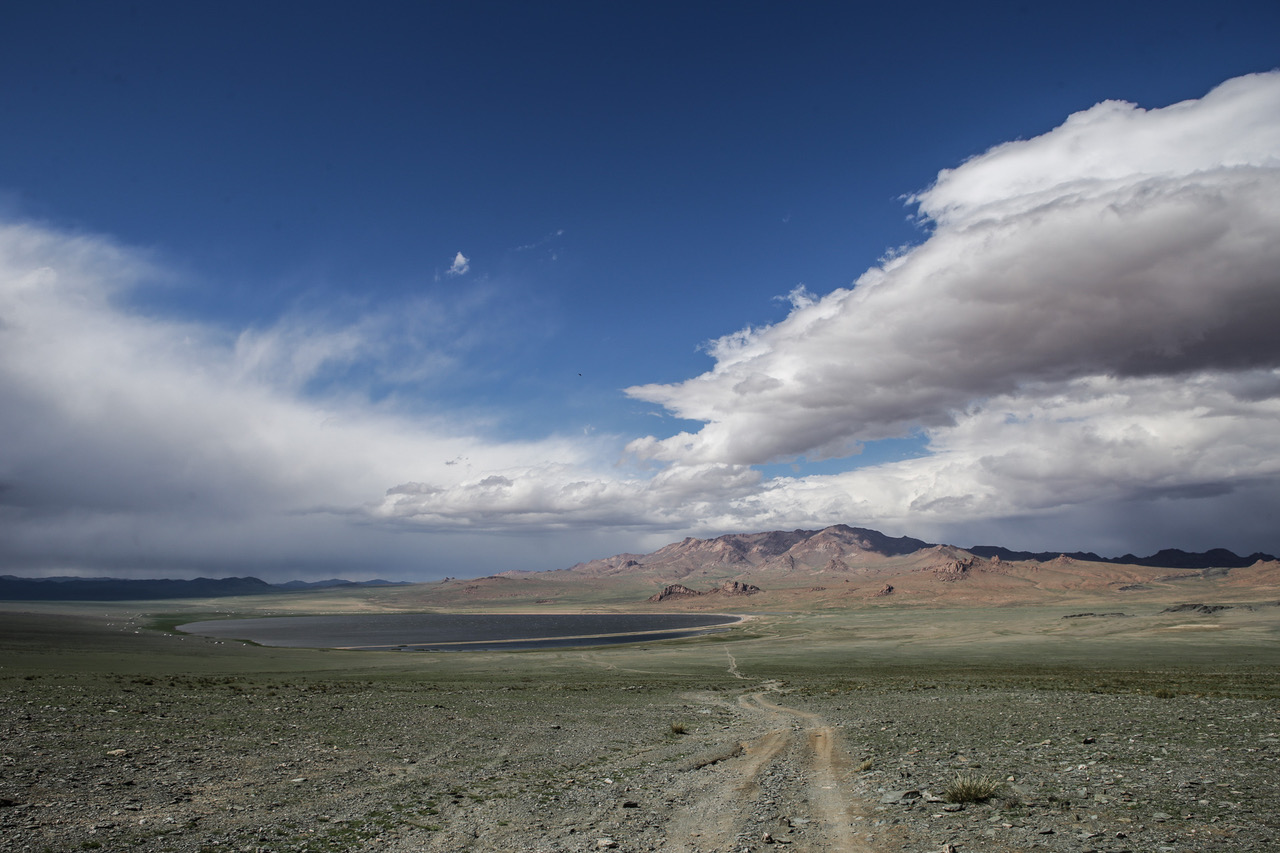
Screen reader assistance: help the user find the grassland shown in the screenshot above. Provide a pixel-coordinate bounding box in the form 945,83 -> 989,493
2,590 -> 1278,852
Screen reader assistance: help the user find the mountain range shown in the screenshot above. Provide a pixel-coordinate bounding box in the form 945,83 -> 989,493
559,524 -> 1275,578
1,524 -> 1277,604
426,523 -> 1280,609
0,575 -> 407,601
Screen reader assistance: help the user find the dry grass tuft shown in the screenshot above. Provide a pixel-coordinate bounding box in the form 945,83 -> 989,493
943,772 -> 1002,803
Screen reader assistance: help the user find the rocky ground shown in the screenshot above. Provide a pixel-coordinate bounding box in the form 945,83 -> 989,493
3,658 -> 1278,853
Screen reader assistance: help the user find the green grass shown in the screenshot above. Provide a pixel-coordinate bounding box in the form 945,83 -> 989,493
4,593 -> 1277,853
3,595 -> 1279,693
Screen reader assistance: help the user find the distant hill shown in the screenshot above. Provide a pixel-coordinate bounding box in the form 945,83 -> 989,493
966,545 -> 1276,569
398,524 -> 1280,611
272,579 -> 407,590
566,523 -> 1273,578
0,575 -> 409,601
564,524 -> 936,580
3,525 -> 1275,605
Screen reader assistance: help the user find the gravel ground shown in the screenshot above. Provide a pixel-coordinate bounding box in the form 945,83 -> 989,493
804,684 -> 1280,853
3,664 -> 1278,853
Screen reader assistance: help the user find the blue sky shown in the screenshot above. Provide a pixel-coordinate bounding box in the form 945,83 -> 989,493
2,2 -> 1279,580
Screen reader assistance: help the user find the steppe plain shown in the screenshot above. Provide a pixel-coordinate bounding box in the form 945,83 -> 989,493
3,559 -> 1280,853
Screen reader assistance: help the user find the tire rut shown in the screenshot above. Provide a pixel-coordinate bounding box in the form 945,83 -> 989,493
663,686 -> 875,852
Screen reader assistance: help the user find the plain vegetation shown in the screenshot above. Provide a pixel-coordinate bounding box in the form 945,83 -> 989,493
1,592 -> 1278,851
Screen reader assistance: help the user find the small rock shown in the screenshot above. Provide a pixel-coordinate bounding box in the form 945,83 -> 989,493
762,831 -> 774,843
596,838 -> 618,849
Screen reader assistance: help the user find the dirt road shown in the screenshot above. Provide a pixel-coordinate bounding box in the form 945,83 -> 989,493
664,683 -> 875,851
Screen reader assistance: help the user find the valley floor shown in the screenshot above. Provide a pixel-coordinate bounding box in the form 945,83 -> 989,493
2,604 -> 1278,852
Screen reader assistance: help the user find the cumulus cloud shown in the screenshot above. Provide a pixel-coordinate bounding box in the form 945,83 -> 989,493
0,222 -> 610,576
372,462 -> 763,532
615,72 -> 1280,549
619,73 -> 1279,504
5,72 -> 1280,577
447,251 -> 470,276
626,72 -> 1280,469
0,219 -> 771,577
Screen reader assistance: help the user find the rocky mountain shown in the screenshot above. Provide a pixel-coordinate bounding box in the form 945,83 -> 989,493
4,526 -> 1275,606
568,524 -> 1275,580
565,524 -> 935,581
488,524 -> 1280,608
0,575 -> 408,601
968,545 -> 1276,569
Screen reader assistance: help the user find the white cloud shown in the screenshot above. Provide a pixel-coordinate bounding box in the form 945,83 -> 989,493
5,73 -> 1279,576
372,461 -> 763,532
0,223 -> 612,576
625,72 -> 1280,458
615,72 -> 1280,549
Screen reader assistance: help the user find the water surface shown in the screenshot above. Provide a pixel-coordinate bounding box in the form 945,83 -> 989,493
177,612 -> 739,651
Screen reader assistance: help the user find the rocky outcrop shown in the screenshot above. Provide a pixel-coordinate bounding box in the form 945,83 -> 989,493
646,584 -> 703,602
646,580 -> 761,602
711,580 -> 761,596
933,557 -> 975,581
1161,603 -> 1234,614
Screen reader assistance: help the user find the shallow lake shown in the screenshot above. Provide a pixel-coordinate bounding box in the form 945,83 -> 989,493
176,612 -> 740,651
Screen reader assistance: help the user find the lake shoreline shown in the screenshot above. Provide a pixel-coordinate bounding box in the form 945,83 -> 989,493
176,611 -> 744,651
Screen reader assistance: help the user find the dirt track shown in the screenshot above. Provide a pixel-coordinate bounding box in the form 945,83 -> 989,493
4,607 -> 1279,853
663,683 -> 874,851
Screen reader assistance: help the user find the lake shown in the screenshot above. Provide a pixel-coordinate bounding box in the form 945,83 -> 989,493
176,612 -> 740,651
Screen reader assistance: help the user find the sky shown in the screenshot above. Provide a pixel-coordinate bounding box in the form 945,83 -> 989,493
1,2 -> 1279,581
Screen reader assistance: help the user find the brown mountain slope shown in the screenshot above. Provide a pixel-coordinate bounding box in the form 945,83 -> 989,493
565,524 -> 931,580
395,526 -> 1280,611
